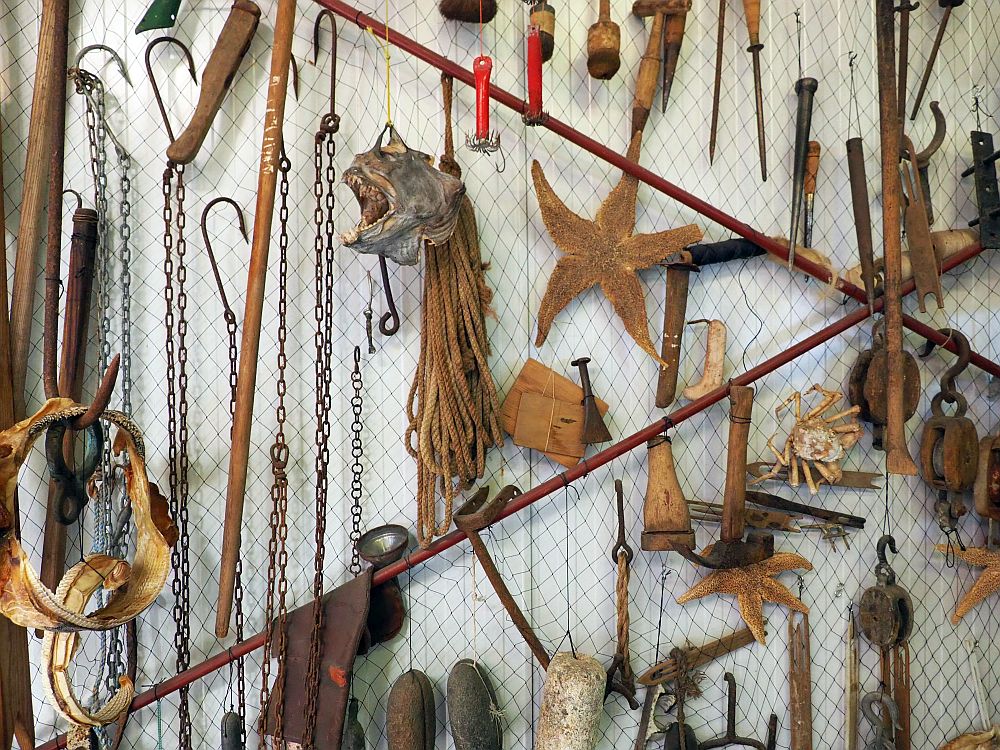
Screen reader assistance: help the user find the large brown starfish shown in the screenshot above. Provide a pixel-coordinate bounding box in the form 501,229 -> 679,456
935,544 -> 1000,624
531,132 -> 702,363
676,551 -> 813,645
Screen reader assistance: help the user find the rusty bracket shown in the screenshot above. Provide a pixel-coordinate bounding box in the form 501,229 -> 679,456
961,131 -> 1000,249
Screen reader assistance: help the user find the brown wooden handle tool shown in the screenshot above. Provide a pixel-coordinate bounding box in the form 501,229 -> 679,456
217,0 -> 296,638
587,0 -> 621,80
803,141 -> 821,249
661,10 -> 687,112
722,385 -> 754,543
656,251 -> 694,408
641,435 -> 695,551
40,206 -> 98,594
631,9 -> 665,135
742,0 -> 767,181
638,627 -> 756,685
846,137 -> 877,314
166,0 -> 261,165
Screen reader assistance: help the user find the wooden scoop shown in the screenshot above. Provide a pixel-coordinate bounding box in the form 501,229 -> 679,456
167,0 -> 260,164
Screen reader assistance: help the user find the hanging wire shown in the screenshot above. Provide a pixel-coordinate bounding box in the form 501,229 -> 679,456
795,9 -> 804,80
848,52 -> 861,140
366,0 -> 394,125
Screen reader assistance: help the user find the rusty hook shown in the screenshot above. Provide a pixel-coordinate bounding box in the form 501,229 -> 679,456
144,36 -> 197,143
75,44 -> 132,86
71,353 -> 121,430
378,255 -> 400,336
903,101 -> 946,167
920,327 -> 972,416
289,54 -> 300,101
62,188 -> 83,212
200,197 -> 248,320
610,478 -> 633,565
313,10 -> 339,129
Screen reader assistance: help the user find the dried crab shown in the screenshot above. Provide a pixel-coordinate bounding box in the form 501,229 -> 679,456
752,385 -> 863,494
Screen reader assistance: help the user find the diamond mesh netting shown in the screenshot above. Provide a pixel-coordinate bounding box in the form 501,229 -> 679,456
2,1 -> 1000,749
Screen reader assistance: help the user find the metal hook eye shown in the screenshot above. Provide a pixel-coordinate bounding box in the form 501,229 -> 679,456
75,44 -> 132,86
62,188 -> 83,212
377,255 -> 401,336
144,36 -> 198,143
313,9 -> 339,117
200,197 -> 248,315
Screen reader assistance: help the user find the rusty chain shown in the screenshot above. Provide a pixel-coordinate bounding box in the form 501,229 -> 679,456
258,148 -> 293,749
349,347 -> 364,576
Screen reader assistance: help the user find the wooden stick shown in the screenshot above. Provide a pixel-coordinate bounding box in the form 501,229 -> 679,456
875,0 -> 917,475
631,9 -> 665,135
217,0 -> 298,638
638,627 -> 756,685
789,612 -> 813,750
846,611 -> 859,750
0,114 -> 37,750
10,0 -> 70,420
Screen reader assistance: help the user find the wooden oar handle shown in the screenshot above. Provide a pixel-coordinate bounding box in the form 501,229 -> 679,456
167,0 -> 260,165
655,253 -> 692,407
804,141 -> 821,195
742,0 -> 761,47
721,385 -> 754,543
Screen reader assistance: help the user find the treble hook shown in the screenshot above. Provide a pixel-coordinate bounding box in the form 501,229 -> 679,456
200,197 -> 249,321
313,10 -> 340,130
75,44 -> 132,86
144,36 -> 198,143
378,256 -> 400,336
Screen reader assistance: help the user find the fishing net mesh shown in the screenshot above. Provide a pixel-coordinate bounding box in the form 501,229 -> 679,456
2,0 -> 1000,748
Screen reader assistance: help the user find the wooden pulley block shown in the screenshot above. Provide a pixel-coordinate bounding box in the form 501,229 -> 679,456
918,328 -> 979,493
849,328 -> 920,449
974,435 -> 1000,521
859,535 -> 913,650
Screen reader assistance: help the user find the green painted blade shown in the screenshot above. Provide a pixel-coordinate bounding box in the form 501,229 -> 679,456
135,0 -> 182,33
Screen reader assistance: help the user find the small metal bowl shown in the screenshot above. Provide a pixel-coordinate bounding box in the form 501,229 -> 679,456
356,524 -> 409,569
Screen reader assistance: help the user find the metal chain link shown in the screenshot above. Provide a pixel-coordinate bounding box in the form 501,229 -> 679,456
163,161 -> 193,750
258,148 -> 293,750
349,346 -> 364,576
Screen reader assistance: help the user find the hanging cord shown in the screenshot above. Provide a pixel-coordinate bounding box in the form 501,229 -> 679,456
553,483 -> 581,658
612,479 -> 634,689
795,9 -> 804,80
365,0 -> 393,125
847,52 -> 861,140
406,74 -> 505,547
653,564 -> 672,664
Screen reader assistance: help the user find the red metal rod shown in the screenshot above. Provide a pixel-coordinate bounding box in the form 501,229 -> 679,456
322,0 -> 994,375
34,239 -> 989,750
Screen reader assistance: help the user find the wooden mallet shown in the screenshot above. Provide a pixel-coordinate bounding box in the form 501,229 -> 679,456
587,0 -> 621,80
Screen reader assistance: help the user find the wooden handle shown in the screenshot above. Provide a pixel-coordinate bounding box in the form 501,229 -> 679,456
721,385 -> 754,543
804,141 -> 821,195
655,257 -> 691,407
875,0 -> 918,476
742,0 -> 761,47
40,208 -> 98,594
631,0 -> 690,17
638,627 -> 756,685
846,138 -> 876,309
217,0 -> 296,639
641,436 -> 695,550
631,10 -> 665,134
167,0 -> 261,165
599,0 -> 611,21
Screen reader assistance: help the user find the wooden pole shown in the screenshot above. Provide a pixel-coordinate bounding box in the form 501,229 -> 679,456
217,0 -> 298,638
10,0 -> 70,420
0,113 -> 37,750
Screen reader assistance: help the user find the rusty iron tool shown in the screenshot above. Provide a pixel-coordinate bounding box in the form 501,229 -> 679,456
800,523 -> 852,551
656,251 -> 697,408
708,0 -> 726,164
900,134 -> 943,312
675,386 -> 775,570
638,628 -> 756,686
572,357 -> 612,445
899,136 -> 944,313
787,76 -> 818,269
961,131 -> 1000,249
902,101 -> 946,224
746,462 -> 882,491
876,0 -> 919,477
701,673 -> 778,750
803,141 -> 821,248
661,9 -> 687,112
788,612 -> 813,750
846,137 -> 878,313
166,0 -> 260,164
895,1 -> 918,128
745,488 -> 866,529
454,486 -> 551,670
634,683 -> 667,750
909,0 -> 966,121
742,0 -> 768,182
688,500 -> 800,532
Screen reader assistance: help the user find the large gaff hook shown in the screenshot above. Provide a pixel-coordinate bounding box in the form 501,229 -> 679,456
313,10 -> 340,129
144,36 -> 197,143
919,327 -> 972,417
200,197 -> 249,324
75,44 -> 132,86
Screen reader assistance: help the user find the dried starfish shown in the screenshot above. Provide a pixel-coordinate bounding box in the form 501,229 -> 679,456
531,132 -> 703,363
935,544 -> 1000,624
676,551 -> 813,645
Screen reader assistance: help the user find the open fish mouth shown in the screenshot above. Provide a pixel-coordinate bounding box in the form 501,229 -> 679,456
341,169 -> 395,245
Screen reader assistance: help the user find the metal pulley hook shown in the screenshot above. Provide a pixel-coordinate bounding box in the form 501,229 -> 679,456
378,256 -> 400,336
144,36 -> 198,144
313,9 -> 340,133
200,197 -> 249,320
919,327 -> 972,416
